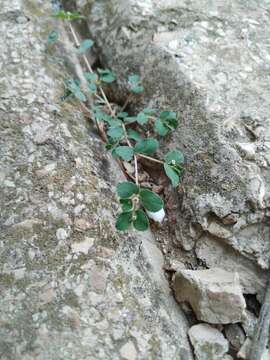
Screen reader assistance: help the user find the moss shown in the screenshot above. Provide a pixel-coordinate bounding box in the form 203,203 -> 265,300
0,273 -> 15,289
63,289 -> 80,308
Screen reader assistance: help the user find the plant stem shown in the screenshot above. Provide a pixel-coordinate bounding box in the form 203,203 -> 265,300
68,23 -> 114,115
120,93 -> 132,112
122,124 -> 139,185
137,153 -> 164,164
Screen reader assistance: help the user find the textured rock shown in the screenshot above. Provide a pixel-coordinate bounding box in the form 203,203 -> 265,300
195,235 -> 268,297
0,1 -> 192,359
224,324 -> 245,352
173,268 -> 246,324
238,338 -> 270,360
188,324 -> 229,360
82,0 -> 270,276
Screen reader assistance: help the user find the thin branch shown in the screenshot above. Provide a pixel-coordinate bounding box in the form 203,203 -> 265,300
120,93 -> 132,112
68,23 -> 114,115
250,274 -> 270,360
137,153 -> 164,164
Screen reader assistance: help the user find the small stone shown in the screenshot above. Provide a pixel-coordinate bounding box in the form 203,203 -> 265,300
56,228 -> 68,241
74,218 -> 91,231
71,237 -> 94,255
224,324 -> 245,352
173,268 -> 246,324
120,341 -> 137,360
188,323 -> 229,360
241,310 -> 258,337
237,338 -> 252,359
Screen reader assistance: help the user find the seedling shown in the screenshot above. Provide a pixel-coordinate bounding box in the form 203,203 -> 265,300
52,10 -> 185,231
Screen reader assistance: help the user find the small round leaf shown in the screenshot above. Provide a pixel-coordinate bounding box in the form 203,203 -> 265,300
164,163 -> 179,187
133,209 -> 149,231
164,149 -> 184,165
116,212 -> 132,231
115,146 -> 134,161
139,189 -> 164,212
117,182 -> 139,199
134,138 -> 159,155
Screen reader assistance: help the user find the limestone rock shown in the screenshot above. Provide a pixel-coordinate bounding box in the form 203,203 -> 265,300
0,1 -> 192,358
83,0 -> 270,270
195,235 -> 268,297
173,268 -> 246,324
188,324 -> 229,360
238,338 -> 270,360
224,324 -> 245,352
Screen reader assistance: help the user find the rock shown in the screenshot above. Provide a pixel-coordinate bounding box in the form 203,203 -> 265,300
224,324 -> 245,352
188,323 -> 229,360
83,0 -> 270,271
238,338 -> 270,360
0,1 -> 193,359
195,235 -> 268,297
173,268 -> 246,324
120,341 -> 137,360
237,338 -> 251,359
241,310 -> 258,338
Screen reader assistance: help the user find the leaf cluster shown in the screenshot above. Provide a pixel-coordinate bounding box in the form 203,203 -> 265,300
51,21 -> 185,231
116,182 -> 164,231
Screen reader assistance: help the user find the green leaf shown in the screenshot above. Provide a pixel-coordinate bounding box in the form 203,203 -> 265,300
154,118 -> 169,136
128,74 -> 144,94
76,39 -> 94,53
127,129 -> 142,142
117,182 -> 139,199
52,10 -> 86,21
164,149 -> 184,165
124,116 -> 137,124
133,209 -> 149,231
47,30 -> 58,45
64,79 -> 86,102
108,119 -> 123,127
93,107 -> 112,122
139,189 -> 164,212
164,163 -> 180,187
143,108 -> 156,115
134,138 -> 159,155
136,112 -> 148,125
120,199 -> 133,212
116,212 -> 132,231
107,126 -> 124,140
155,110 -> 178,136
114,146 -> 134,161
117,112 -> 129,119
84,72 -> 98,93
98,68 -> 116,83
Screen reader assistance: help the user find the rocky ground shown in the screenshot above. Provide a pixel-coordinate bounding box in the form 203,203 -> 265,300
1,0 -> 270,359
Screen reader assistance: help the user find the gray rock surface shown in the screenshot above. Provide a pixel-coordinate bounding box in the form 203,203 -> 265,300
0,1 -> 192,359
173,268 -> 246,324
188,323 -> 229,360
82,0 -> 270,288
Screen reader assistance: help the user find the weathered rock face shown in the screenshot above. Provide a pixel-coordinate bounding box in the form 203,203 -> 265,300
81,0 -> 270,290
188,323 -> 229,360
173,268 -> 246,324
0,1 -> 193,359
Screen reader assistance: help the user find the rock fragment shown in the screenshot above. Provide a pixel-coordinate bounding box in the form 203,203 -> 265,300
173,268 -> 246,324
188,323 -> 229,360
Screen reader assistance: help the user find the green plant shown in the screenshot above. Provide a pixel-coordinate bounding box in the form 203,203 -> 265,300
51,10 -> 185,231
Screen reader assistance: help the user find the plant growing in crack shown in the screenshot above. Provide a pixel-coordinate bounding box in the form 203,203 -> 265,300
50,9 -> 185,231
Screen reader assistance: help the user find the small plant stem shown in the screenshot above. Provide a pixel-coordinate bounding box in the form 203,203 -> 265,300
137,153 -> 164,164
121,124 -> 139,185
134,156 -> 139,185
120,94 -> 132,112
68,23 -> 114,115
